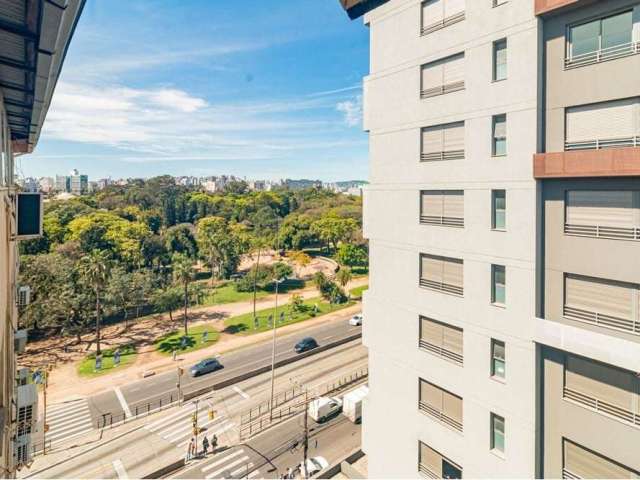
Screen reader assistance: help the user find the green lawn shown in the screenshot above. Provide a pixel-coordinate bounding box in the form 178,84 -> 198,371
223,296 -> 354,335
202,283 -> 269,305
77,344 -> 138,378
349,284 -> 368,300
155,324 -> 220,356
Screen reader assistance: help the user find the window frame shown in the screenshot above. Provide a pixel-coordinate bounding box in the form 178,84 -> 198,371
492,38 -> 507,82
491,264 -> 506,306
491,339 -> 506,380
490,413 -> 506,454
492,189 -> 506,231
491,114 -> 507,157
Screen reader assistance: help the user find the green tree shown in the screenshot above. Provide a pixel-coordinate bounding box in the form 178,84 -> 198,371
164,223 -> 198,258
336,243 -> 368,268
152,287 -> 182,322
77,250 -> 112,355
288,250 -> 311,278
172,253 -> 195,335
311,215 -> 358,252
336,267 -> 353,290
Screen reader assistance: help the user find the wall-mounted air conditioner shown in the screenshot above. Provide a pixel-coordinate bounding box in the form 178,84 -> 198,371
16,368 -> 30,386
14,330 -> 28,354
15,192 -> 43,240
17,286 -> 31,307
12,431 -> 32,469
16,383 -> 38,431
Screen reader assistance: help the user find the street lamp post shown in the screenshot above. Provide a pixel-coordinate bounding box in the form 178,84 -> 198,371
269,221 -> 281,421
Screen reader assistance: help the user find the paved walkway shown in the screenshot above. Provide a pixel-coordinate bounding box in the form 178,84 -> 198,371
44,278 -> 368,403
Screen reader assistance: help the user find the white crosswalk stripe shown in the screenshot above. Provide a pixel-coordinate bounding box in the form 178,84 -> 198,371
205,455 -> 250,479
45,399 -> 94,445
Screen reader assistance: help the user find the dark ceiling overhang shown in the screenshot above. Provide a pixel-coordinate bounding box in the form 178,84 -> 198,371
0,0 -> 85,154
338,0 -> 390,20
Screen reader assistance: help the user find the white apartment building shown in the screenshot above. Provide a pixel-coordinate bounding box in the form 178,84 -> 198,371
341,0 -> 640,477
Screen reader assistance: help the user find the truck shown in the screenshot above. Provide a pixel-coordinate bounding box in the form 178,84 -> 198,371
342,385 -> 369,423
308,396 -> 342,423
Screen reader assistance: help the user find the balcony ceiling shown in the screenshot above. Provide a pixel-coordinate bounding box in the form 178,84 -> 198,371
339,0 -> 390,19
0,0 -> 84,153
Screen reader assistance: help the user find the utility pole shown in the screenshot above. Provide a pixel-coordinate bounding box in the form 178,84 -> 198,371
269,221 -> 281,421
177,366 -> 183,406
42,367 -> 48,455
302,389 -> 309,479
192,399 -> 200,455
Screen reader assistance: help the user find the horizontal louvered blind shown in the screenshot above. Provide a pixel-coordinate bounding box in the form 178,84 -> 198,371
421,316 -> 444,345
442,390 -> 463,425
444,0 -> 464,17
493,115 -> 507,138
421,62 -> 443,93
442,325 -> 463,356
421,191 -> 443,217
564,440 -> 640,479
443,122 -> 464,151
566,98 -> 639,143
421,0 -> 443,27
420,316 -> 463,361
565,275 -> 634,320
422,126 -> 444,155
565,356 -> 634,412
420,442 -> 442,477
566,190 -> 636,229
443,191 -> 464,220
421,255 -> 444,284
421,380 -> 443,411
442,53 -> 465,85
442,258 -> 463,288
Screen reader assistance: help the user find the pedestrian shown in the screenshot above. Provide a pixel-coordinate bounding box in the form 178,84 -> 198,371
202,436 -> 209,456
190,438 -> 196,459
287,467 -> 293,479
172,349 -> 177,362
186,438 -> 194,461
211,433 -> 218,452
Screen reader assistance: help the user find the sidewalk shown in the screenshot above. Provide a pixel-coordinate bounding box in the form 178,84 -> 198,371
44,278 -> 367,403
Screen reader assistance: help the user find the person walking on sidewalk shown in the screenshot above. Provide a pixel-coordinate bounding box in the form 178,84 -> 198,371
211,433 -> 218,452
186,438 -> 194,461
202,436 -> 209,456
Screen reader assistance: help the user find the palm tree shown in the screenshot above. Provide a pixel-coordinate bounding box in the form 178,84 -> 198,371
78,250 -> 112,356
172,253 -> 194,335
336,267 -> 353,290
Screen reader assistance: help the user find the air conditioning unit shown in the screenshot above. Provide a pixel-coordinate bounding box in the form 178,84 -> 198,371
12,431 -> 32,469
16,383 -> 38,431
17,286 -> 31,307
15,192 -> 43,240
16,368 -> 31,386
14,330 -> 28,354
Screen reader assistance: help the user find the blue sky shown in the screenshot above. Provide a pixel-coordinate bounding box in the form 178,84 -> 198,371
17,0 -> 370,182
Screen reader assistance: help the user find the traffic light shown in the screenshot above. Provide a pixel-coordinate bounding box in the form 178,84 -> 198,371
191,413 -> 197,425
208,410 -> 216,420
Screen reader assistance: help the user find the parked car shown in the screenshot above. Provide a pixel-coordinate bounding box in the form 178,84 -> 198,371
294,337 -> 318,353
189,358 -> 222,377
349,314 -> 363,326
308,396 -> 342,422
299,456 -> 329,476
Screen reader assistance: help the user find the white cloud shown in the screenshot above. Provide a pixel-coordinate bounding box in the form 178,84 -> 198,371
336,95 -> 362,127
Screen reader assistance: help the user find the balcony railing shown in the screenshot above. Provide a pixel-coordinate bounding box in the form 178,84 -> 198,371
419,463 -> 439,479
420,150 -> 465,162
565,41 -> 640,69
420,278 -> 463,296
421,12 -> 465,36
420,215 -> 464,228
565,136 -> 640,151
420,81 -> 465,99
565,223 -> 640,241
562,468 -> 581,480
563,305 -> 639,335
419,401 -> 463,432
419,339 -> 463,365
564,386 -> 640,428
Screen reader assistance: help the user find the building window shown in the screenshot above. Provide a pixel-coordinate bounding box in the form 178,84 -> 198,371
492,114 -> 506,156
566,9 -> 639,69
565,190 -> 640,241
490,413 -> 505,453
491,265 -> 506,305
420,53 -> 465,99
420,316 -> 463,365
421,0 -> 465,36
492,190 -> 506,230
421,122 -> 465,161
565,97 -> 640,151
419,378 -> 463,432
420,190 -> 464,227
564,274 -> 640,336
492,39 -> 507,81
419,441 -> 463,479
563,354 -> 640,427
492,0 -> 508,6
563,438 -> 640,479
420,254 -> 464,296
491,340 -> 505,379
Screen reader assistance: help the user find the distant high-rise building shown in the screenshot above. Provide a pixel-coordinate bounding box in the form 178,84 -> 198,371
38,176 -> 55,193
55,175 -> 70,193
69,172 -> 88,195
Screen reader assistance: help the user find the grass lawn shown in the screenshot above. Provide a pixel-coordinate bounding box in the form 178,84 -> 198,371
155,324 -> 220,356
77,344 -> 138,378
202,283 -> 269,305
223,296 -> 354,335
349,284 -> 368,300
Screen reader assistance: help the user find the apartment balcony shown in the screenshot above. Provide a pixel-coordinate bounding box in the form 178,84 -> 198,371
533,147 -> 640,179
534,0 -> 594,16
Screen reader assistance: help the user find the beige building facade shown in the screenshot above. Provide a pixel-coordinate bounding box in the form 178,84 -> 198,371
340,0 -> 640,477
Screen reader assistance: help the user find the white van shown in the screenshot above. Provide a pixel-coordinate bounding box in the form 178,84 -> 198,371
308,396 -> 342,423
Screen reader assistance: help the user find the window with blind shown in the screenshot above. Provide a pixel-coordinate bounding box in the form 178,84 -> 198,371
491,265 -> 506,305
565,98 -> 640,150
562,439 -> 640,479
419,379 -> 463,432
566,9 -> 640,69
491,339 -> 505,379
493,39 -> 507,81
419,442 -> 463,479
565,190 -> 640,240
420,254 -> 464,296
420,53 -> 465,98
563,355 -> 640,427
563,274 -> 640,335
419,316 -> 463,365
492,114 -> 507,156
421,121 -> 465,161
420,0 -> 465,36
420,190 -> 464,227
492,190 -> 506,230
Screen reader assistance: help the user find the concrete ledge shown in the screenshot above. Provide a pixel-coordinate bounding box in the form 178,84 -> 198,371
318,449 -> 365,479
143,458 -> 185,479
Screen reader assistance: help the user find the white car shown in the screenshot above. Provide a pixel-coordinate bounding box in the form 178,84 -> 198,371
299,456 -> 329,477
349,314 -> 363,326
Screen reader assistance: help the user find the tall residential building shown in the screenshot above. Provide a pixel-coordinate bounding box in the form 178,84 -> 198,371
69,169 -> 88,195
340,0 -> 640,478
0,1 -> 84,476
54,174 -> 70,193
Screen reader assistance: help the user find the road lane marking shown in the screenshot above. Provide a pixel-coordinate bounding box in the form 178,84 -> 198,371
231,462 -> 254,477
248,469 -> 261,478
233,386 -> 250,399
114,387 -> 133,418
201,449 -> 245,472
177,421 -> 234,447
205,455 -> 250,479
112,459 -> 128,479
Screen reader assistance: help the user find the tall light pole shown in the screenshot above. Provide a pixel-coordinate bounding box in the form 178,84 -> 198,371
269,221 -> 281,421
